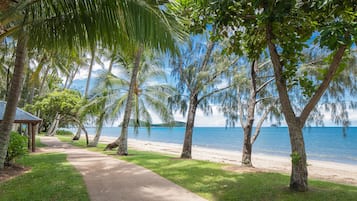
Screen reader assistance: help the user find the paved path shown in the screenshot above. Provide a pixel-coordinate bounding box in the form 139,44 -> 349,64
39,136 -> 207,201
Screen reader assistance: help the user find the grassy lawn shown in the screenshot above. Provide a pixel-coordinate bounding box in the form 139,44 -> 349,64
61,136 -> 357,201
0,138 -> 89,201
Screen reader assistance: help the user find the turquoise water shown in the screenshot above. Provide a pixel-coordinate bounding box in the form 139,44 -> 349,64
74,126 -> 357,165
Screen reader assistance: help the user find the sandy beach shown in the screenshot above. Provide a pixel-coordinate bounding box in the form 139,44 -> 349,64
97,136 -> 357,186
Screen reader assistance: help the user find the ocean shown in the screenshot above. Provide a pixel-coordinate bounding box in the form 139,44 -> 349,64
70,126 -> 357,165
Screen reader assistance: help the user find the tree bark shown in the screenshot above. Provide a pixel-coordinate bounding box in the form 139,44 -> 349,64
286,119 -> 308,191
105,46 -> 144,155
0,31 -> 28,169
73,46 -> 97,141
241,61 -> 257,167
181,94 -> 198,159
88,58 -> 114,147
88,111 -> 104,147
266,23 -> 308,191
47,113 -> 60,136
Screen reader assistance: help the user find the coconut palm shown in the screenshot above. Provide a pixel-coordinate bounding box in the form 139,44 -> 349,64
0,0 -> 184,169
103,49 -> 175,155
85,48 -> 122,147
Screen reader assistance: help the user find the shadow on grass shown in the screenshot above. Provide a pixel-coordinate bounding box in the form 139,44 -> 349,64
0,153 -> 89,201
120,152 -> 357,201
58,136 -> 357,201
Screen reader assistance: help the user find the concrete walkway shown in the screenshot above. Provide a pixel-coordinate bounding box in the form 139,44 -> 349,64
39,136 -> 207,201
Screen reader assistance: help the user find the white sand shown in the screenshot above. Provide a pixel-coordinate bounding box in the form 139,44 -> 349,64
97,136 -> 357,186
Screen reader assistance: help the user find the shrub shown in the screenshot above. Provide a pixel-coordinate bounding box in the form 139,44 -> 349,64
56,129 -> 74,136
6,132 -> 28,165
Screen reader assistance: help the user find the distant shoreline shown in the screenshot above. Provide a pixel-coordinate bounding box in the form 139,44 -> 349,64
66,126 -> 357,165
96,135 -> 357,186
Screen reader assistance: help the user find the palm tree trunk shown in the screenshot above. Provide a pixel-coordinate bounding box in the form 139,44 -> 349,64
73,47 -> 96,140
38,65 -> 50,96
88,112 -> 104,147
105,46 -> 144,155
84,46 -> 96,97
181,94 -> 198,159
0,31 -> 28,169
88,58 -> 114,147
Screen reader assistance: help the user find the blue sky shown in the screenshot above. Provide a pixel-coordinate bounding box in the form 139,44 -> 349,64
70,60 -> 357,127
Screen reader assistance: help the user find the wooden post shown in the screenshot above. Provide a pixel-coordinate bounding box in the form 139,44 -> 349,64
27,123 -> 31,150
32,123 -> 36,152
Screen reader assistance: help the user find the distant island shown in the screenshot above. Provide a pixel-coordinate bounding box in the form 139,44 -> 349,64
152,121 -> 186,127
119,120 -> 186,127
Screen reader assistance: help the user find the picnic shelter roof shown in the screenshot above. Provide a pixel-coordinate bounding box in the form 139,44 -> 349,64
0,101 -> 42,124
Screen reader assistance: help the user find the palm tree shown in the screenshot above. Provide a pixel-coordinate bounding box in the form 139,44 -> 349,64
0,0 -> 183,169
104,48 -> 175,155
86,48 -> 121,147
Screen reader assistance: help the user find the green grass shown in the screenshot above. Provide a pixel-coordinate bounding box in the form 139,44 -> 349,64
0,140 -> 89,201
60,136 -> 357,201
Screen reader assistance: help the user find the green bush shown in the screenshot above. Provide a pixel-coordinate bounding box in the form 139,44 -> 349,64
6,132 -> 28,165
56,129 -> 74,136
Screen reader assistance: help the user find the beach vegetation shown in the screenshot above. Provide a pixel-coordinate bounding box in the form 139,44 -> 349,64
72,46 -> 100,141
25,89 -> 85,136
75,48 -> 118,146
104,48 -> 176,155
168,0 -> 239,159
5,132 -> 27,166
204,0 -> 357,191
0,0 -> 184,169
56,130 -> 74,136
219,59 -> 279,167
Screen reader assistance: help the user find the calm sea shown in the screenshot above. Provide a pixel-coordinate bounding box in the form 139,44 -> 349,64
72,126 -> 357,165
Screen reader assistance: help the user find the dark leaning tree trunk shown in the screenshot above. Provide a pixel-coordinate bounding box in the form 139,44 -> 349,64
0,32 -> 28,169
181,93 -> 198,159
105,46 -> 144,155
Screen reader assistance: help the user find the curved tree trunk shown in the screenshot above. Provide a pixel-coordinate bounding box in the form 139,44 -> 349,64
88,58 -> 114,147
88,112 -> 104,147
105,46 -> 144,155
0,31 -> 28,169
181,94 -> 198,159
73,46 -> 96,140
47,113 -> 60,136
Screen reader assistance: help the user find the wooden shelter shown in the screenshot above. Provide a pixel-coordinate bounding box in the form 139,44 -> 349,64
0,101 -> 42,152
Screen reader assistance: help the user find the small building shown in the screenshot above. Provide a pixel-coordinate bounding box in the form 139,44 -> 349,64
0,101 -> 42,152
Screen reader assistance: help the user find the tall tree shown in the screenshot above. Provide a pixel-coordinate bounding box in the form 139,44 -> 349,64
171,34 -> 237,159
86,49 -> 118,147
220,59 -> 278,167
209,0 -> 357,191
103,48 -> 175,155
